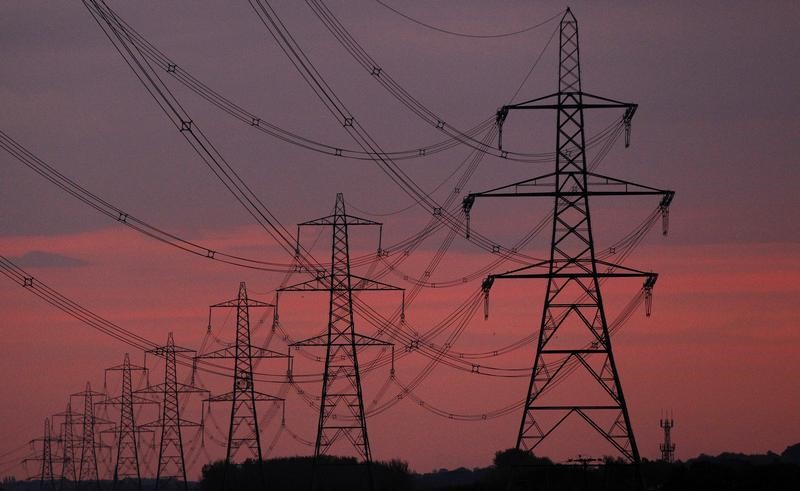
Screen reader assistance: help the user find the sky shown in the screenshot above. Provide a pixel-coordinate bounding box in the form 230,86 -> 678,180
1,0 -> 799,480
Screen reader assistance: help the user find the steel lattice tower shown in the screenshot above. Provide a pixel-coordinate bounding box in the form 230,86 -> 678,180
72,382 -> 104,491
464,8 -> 674,485
24,418 -> 58,491
659,415 -> 675,463
280,193 -> 401,490
102,353 -> 152,491
139,333 -> 206,491
54,402 -> 79,491
196,282 -> 285,489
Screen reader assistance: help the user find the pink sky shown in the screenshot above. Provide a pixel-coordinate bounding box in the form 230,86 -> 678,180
1,0 -> 799,480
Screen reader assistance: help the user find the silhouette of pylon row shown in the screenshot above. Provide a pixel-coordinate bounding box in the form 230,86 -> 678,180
465,7 -> 674,490
15,8 -> 674,491
25,342 -> 207,491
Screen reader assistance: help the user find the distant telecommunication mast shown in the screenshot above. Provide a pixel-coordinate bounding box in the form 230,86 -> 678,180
659,414 -> 676,463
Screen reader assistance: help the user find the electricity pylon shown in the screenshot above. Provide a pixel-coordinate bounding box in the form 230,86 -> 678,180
71,382 -> 105,491
279,193 -> 401,490
53,402 -> 79,491
464,8 -> 674,487
196,282 -> 286,490
138,333 -> 207,491
659,414 -> 675,463
101,353 -> 154,491
24,418 -> 59,491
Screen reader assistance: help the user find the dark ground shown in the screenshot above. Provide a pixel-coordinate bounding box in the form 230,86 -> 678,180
4,444 -> 799,491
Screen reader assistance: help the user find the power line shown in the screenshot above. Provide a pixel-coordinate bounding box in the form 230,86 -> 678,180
373,1 -> 563,39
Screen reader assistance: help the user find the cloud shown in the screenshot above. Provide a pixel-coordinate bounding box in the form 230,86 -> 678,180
12,250 -> 87,268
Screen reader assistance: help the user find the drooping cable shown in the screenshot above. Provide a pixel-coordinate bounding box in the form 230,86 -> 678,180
373,1 -> 563,39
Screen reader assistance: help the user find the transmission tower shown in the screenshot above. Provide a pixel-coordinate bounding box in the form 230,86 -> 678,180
464,7 -> 674,486
71,382 -> 105,491
138,333 -> 207,491
53,402 -> 79,491
101,353 -> 154,491
659,414 -> 675,463
196,281 -> 286,489
24,418 -> 59,491
279,193 -> 401,490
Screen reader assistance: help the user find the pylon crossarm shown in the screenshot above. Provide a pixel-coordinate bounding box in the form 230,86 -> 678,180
467,172 -> 671,200
503,92 -> 560,108
350,274 -> 403,291
468,172 -> 558,198
471,182 -> 671,199
278,275 -> 331,292
585,171 -> 672,195
83,415 -> 114,426
580,91 -> 637,108
193,346 -> 235,359
503,92 -> 635,111
210,298 -> 274,308
99,394 -> 158,406
350,333 -> 393,346
138,418 -> 203,429
483,256 -> 650,281
135,382 -> 208,394
290,333 -> 329,347
194,345 -> 284,360
251,347 -> 291,359
594,259 -> 657,278
146,345 -> 196,357
99,426 -> 153,436
485,260 -> 551,280
292,332 -> 391,347
206,390 -> 284,403
489,260 -> 657,280
299,214 -> 381,227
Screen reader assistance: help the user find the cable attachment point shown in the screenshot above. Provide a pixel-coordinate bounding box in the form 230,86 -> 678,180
462,194 -> 475,239
659,192 -> 674,236
481,276 -> 495,320
643,274 -> 658,317
400,291 -> 406,323
623,106 -> 637,148
496,106 -> 509,150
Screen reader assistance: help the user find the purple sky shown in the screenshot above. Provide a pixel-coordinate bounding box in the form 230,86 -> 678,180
1,0 -> 799,479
